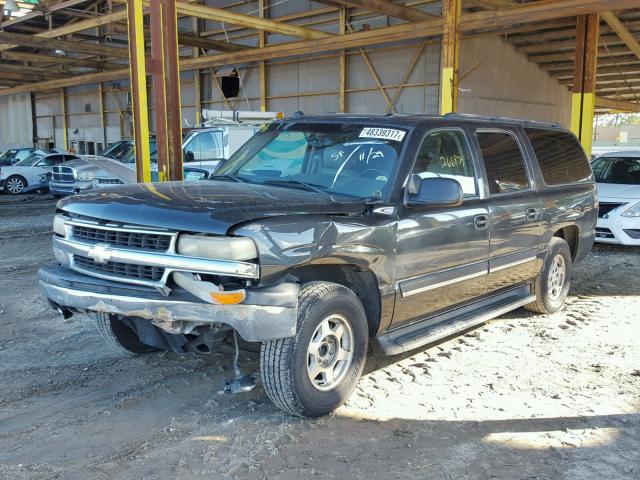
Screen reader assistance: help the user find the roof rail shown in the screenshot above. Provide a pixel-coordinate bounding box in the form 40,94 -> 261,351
443,112 -> 562,129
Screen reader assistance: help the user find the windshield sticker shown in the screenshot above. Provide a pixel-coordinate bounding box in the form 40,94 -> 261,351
359,127 -> 406,142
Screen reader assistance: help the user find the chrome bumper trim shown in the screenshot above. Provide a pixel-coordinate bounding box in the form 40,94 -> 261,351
53,235 -> 260,288
41,280 -> 296,342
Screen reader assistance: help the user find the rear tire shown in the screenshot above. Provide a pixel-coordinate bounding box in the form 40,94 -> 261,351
91,313 -> 157,354
260,282 -> 368,417
525,237 -> 572,314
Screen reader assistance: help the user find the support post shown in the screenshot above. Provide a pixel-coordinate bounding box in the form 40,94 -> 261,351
149,0 -> 183,181
98,82 -> 107,150
192,16 -> 202,126
259,0 -> 267,112
127,0 -> 152,183
571,13 -> 599,156
439,0 -> 461,115
60,88 -> 68,151
338,7 -> 347,113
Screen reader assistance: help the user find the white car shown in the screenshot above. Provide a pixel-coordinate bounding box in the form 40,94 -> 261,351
0,149 -> 78,195
592,150 -> 640,245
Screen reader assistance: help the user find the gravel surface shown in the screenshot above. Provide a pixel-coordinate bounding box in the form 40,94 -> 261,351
0,194 -> 638,480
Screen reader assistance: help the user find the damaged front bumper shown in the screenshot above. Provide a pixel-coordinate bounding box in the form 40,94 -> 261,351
39,263 -> 299,342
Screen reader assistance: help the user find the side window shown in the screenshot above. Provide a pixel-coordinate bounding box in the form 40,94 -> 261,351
38,156 -> 58,166
591,157 -> 608,179
525,129 -> 592,185
476,131 -> 529,194
413,130 -> 478,197
185,132 -> 224,162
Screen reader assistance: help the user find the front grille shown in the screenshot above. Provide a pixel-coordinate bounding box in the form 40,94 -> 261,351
95,178 -> 124,185
598,202 -> 625,218
72,225 -> 172,251
595,227 -> 615,239
73,255 -> 165,282
52,166 -> 75,183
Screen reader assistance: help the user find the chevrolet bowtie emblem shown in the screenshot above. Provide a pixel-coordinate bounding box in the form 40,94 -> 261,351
87,243 -> 112,264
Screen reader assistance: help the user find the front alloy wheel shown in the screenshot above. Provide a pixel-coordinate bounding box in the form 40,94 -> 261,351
547,254 -> 566,301
260,282 -> 368,417
5,176 -> 26,194
307,314 -> 354,391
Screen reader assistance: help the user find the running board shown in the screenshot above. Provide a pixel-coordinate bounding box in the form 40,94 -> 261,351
375,288 -> 536,356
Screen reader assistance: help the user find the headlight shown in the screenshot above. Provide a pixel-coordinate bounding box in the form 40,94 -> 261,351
177,234 -> 257,261
78,171 -> 96,181
622,201 -> 640,218
53,214 -> 67,236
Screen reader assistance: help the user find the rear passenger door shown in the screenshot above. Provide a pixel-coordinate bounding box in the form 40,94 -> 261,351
393,128 -> 490,327
472,128 -> 543,292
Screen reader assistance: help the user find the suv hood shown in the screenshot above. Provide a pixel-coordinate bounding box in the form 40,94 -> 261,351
58,180 -> 366,234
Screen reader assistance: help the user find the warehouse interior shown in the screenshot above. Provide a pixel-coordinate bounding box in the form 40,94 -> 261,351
0,0 -> 639,180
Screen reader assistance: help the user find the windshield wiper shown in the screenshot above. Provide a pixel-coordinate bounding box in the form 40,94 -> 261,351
261,179 -> 329,194
211,174 -> 250,183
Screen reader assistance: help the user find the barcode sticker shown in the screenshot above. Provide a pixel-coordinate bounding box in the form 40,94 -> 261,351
359,127 -> 406,142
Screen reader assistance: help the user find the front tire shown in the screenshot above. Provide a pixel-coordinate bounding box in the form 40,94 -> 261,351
91,313 -> 158,354
525,237 -> 572,314
5,175 -> 26,195
260,282 -> 368,417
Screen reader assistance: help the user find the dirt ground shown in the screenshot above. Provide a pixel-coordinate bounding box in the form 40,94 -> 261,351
0,193 -> 639,480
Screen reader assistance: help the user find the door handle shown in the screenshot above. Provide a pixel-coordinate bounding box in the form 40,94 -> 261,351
526,208 -> 539,221
474,215 -> 489,230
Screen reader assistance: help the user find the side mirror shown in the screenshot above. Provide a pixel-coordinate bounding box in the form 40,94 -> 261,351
185,150 -> 195,162
406,176 -> 463,208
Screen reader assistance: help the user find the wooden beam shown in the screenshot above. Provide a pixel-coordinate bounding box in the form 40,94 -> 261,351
0,62 -> 69,78
595,96 -> 640,113
259,0 -> 267,112
2,0 -> 638,96
113,0 -> 332,40
532,45 -> 633,64
0,0 -> 89,28
571,14 -> 599,155
0,31 -> 129,58
473,0 -> 514,8
440,0 -> 461,114
601,11 -> 640,62
110,23 -> 249,52
315,0 -> 435,22
1,51 -> 120,70
338,6 -> 346,113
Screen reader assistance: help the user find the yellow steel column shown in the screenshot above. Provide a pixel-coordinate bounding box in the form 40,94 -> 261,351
439,0 -> 461,115
126,0 -> 151,183
60,88 -> 68,151
571,13 -> 599,156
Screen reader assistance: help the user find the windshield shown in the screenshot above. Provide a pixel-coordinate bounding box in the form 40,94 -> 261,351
15,152 -> 45,166
101,141 -> 132,160
214,122 -> 407,199
119,138 -> 158,164
592,157 -> 640,185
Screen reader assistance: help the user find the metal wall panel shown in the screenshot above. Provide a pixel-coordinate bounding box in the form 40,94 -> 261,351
0,93 -> 32,150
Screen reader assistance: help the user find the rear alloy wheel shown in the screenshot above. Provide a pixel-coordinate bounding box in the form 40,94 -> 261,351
5,175 -> 26,195
525,237 -> 572,314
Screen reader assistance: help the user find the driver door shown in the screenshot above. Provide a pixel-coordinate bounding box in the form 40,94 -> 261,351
393,128 -> 490,327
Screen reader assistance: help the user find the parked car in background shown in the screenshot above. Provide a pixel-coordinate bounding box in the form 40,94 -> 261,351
48,111 -> 275,195
0,149 -> 78,194
0,147 -> 34,167
39,113 -> 596,417
592,150 -> 640,245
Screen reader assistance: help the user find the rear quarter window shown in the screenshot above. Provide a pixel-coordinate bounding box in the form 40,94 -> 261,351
525,129 -> 592,185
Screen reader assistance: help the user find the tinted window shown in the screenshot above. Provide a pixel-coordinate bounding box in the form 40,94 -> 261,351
185,131 -> 224,162
413,130 -> 477,197
476,131 -> 529,194
525,129 -> 592,185
593,157 -> 640,185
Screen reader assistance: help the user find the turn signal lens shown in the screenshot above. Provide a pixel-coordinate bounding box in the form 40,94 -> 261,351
210,290 -> 246,305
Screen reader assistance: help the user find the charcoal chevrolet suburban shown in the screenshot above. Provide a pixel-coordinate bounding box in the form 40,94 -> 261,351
39,113 -> 596,417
